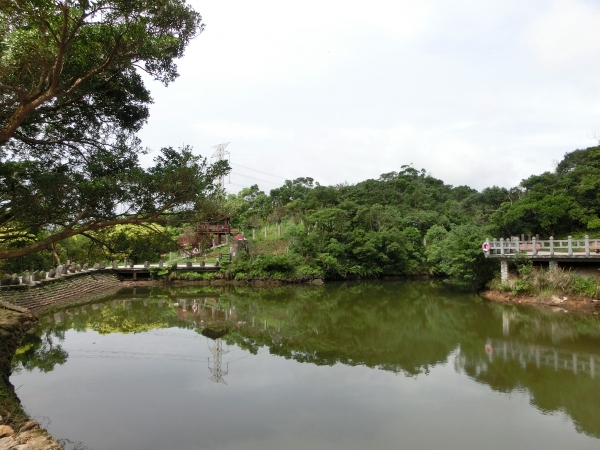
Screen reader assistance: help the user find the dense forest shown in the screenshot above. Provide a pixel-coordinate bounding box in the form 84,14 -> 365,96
4,144 -> 600,288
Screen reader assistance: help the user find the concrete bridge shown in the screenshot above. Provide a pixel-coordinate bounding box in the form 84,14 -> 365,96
482,236 -> 600,282
113,262 -> 220,280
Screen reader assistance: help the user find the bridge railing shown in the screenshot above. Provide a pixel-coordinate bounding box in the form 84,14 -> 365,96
483,235 -> 600,256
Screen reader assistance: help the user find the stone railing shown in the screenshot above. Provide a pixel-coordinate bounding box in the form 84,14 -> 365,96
483,236 -> 600,257
0,262 -> 107,287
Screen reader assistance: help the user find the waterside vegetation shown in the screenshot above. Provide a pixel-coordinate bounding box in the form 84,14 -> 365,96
6,146 -> 600,294
3,3 -> 600,293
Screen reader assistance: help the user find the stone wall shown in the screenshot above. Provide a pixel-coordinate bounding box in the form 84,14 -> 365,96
0,271 -> 121,313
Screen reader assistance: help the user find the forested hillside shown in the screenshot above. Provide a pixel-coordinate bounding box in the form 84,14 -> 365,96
4,145 -> 600,288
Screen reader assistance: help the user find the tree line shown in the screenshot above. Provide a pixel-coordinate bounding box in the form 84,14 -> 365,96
220,145 -> 600,287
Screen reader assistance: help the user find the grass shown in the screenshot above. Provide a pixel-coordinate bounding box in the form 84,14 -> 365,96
492,266 -> 600,298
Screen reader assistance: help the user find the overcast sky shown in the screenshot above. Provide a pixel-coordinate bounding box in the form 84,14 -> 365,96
138,0 -> 600,194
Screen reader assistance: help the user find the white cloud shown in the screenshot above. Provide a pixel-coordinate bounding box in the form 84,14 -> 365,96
180,0 -> 432,87
138,0 -> 600,195
194,120 -> 293,140
522,0 -> 600,71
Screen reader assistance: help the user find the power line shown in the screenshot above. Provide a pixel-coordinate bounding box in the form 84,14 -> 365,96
231,162 -> 287,180
232,172 -> 280,185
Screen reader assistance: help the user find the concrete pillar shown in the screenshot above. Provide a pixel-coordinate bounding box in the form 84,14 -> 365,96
549,260 -> 558,271
549,236 -> 554,256
573,353 -> 578,375
532,236 -> 537,256
585,235 -> 590,256
500,238 -> 505,256
500,259 -> 509,283
568,236 -> 573,256
591,356 -> 595,378
264,226 -> 268,237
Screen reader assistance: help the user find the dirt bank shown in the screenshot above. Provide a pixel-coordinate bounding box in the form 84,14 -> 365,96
0,306 -> 60,449
480,289 -> 600,313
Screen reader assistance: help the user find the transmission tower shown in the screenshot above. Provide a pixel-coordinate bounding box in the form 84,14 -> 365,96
210,142 -> 230,189
207,338 -> 229,384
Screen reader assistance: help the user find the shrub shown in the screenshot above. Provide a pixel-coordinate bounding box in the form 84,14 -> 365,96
571,276 -> 599,297
224,253 -> 322,280
173,271 -> 219,281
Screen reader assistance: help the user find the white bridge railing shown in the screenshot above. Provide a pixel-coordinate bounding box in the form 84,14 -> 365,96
483,235 -> 600,257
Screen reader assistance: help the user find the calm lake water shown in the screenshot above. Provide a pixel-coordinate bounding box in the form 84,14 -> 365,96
11,281 -> 600,450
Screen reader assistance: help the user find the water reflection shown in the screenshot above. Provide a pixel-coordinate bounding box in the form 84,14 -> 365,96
13,281 -> 600,441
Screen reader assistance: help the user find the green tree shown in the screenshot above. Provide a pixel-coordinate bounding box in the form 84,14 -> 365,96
0,0 -> 202,147
0,1 -> 230,261
426,224 -> 497,288
0,146 -> 228,260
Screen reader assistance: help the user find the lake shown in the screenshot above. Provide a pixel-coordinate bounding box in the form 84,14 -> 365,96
11,281 -> 600,450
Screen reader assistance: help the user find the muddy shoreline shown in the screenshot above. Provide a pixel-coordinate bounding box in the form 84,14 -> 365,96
479,289 -> 600,314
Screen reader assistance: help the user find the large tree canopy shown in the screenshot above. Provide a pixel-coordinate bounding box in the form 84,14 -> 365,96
0,0 -> 202,149
0,1 -> 229,261
0,145 -> 228,259
490,146 -> 600,237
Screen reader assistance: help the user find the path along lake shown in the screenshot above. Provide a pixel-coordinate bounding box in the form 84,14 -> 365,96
11,281 -> 600,450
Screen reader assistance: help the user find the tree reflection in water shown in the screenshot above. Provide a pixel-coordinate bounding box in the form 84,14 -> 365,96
14,281 -> 600,438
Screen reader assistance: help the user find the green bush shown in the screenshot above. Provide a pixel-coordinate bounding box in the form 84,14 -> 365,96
512,279 -> 532,295
571,276 -> 599,297
224,253 -> 322,280
173,271 -> 219,281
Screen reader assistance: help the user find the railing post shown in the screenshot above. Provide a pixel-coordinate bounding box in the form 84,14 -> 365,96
485,238 -> 490,255
493,238 -> 497,254
568,236 -> 573,256
532,236 -> 537,256
515,236 -> 519,253
585,235 -> 590,256
549,236 -> 554,256
500,238 -> 505,256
